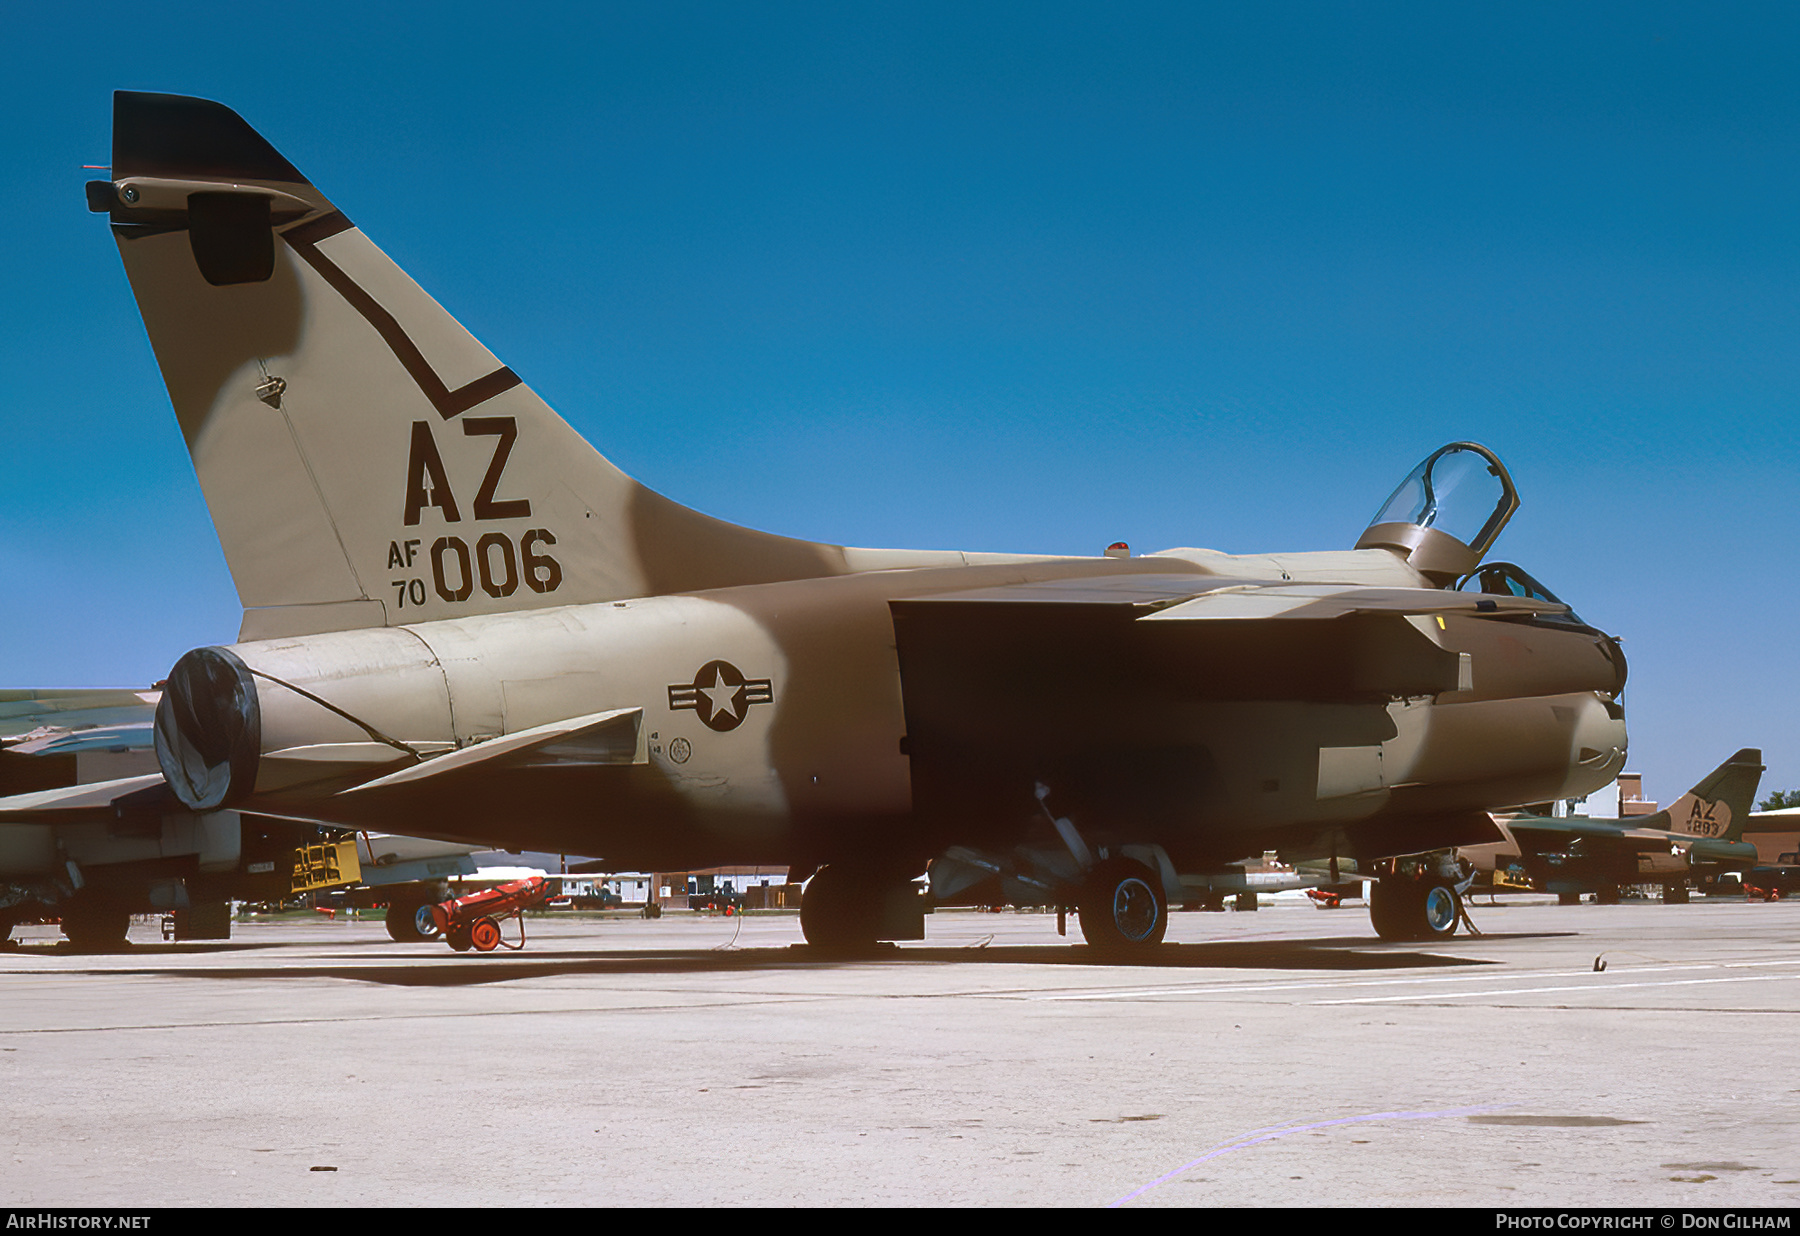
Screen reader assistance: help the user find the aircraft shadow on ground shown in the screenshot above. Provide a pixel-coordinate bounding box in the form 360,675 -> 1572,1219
6,940 -> 284,958
40,935 -> 1594,987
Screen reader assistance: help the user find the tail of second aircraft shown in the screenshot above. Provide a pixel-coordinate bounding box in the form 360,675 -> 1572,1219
92,92 -> 893,641
1635,748 -> 1764,842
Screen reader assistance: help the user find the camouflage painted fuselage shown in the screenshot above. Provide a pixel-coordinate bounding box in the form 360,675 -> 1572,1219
206,550 -> 1625,874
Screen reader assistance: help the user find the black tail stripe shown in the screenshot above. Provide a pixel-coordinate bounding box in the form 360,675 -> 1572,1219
281,212 -> 521,420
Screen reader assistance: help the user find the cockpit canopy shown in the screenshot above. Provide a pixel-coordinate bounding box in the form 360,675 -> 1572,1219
1459,561 -> 1589,628
1355,442 -> 1519,584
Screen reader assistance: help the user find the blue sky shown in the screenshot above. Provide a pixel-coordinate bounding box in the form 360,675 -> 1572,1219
2,2 -> 1795,803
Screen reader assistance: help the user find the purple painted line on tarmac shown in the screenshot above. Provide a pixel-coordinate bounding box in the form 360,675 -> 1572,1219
1109,1104 -> 1510,1207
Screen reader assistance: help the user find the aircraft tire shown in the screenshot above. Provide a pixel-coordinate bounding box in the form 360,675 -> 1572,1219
1078,859 -> 1167,950
800,864 -> 879,950
1663,882 -> 1690,905
1368,878 -> 1422,941
1595,884 -> 1622,905
1371,878 -> 1459,941
384,898 -> 440,943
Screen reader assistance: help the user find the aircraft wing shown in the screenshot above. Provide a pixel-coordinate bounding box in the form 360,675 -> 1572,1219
0,689 -> 160,743
1502,814 -> 1712,847
892,574 -> 1526,705
1140,584 -> 1567,622
1,688 -> 165,823
4,724 -> 154,756
1,689 -> 162,803
1499,814 -> 1758,865
888,574 -> 1531,862
1501,815 -> 1657,845
900,573 -> 1569,621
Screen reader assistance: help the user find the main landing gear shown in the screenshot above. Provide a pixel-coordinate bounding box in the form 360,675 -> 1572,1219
1369,857 -> 1469,942
383,894 -> 443,944
799,864 -> 926,950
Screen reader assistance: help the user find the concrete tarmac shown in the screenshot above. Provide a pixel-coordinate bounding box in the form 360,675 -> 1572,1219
2,895 -> 1797,1208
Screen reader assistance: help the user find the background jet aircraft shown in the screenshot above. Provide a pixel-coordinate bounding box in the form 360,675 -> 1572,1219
0,688 -> 483,947
1461,749 -> 1764,904
0,92 -> 1630,953
2,690 -> 158,769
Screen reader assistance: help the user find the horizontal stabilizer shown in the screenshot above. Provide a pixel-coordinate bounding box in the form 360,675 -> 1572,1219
254,740 -> 457,795
263,742 -> 454,766
342,707 -> 644,794
0,773 -> 169,822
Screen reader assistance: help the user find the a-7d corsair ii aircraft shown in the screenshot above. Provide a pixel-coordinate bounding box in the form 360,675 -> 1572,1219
1461,748 -> 1764,905
0,93 -> 1629,952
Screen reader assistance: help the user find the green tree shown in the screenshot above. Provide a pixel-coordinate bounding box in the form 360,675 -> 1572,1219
1758,789 -> 1800,811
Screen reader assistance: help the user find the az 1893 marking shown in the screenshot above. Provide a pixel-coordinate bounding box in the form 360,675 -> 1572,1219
389,529 -> 561,608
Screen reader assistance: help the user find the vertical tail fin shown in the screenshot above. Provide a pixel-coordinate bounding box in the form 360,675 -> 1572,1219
1639,748 -> 1764,842
95,92 -> 861,641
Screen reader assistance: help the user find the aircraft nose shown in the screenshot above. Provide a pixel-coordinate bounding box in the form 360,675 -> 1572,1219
1571,691 -> 1628,792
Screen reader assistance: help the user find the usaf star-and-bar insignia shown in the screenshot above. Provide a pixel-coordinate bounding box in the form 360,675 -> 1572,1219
668,660 -> 774,732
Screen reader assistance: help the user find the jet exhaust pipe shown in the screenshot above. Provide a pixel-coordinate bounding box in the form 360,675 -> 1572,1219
154,646 -> 262,810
